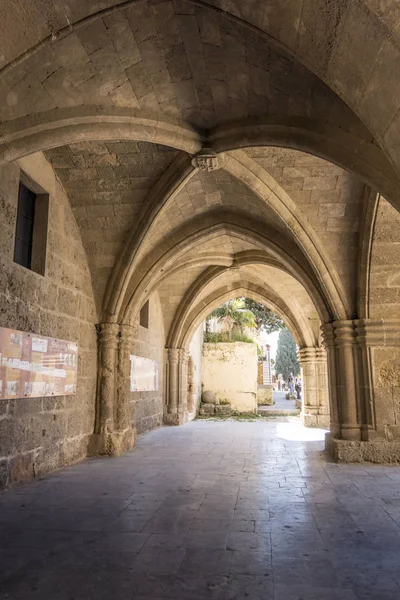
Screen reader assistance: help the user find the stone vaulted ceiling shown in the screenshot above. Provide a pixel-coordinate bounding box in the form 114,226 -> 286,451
45,140 -> 181,307
0,0 -> 367,134
2,0 -> 399,336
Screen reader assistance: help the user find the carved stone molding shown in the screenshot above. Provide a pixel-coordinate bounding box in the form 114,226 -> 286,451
355,319 -> 400,347
191,148 -> 221,172
298,346 -> 326,364
333,321 -> 357,347
99,322 -> 119,349
321,319 -> 400,348
178,348 -> 190,364
119,323 -> 136,348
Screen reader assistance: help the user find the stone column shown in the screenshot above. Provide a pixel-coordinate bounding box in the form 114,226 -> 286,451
166,348 -> 179,420
322,319 -> 400,462
298,347 -> 329,429
97,323 -> 119,435
164,347 -> 189,425
187,354 -> 195,413
178,348 -> 189,421
88,322 -> 136,457
321,324 -> 340,438
113,323 -> 136,453
88,322 -> 119,455
333,321 -> 361,441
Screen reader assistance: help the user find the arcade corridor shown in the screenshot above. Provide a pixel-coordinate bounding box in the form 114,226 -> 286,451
1,418 -> 400,600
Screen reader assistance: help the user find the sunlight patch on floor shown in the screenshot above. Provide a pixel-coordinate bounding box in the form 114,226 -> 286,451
276,419 -> 327,442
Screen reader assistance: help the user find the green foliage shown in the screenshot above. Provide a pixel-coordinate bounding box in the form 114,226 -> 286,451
242,298 -> 285,334
208,298 -> 256,338
274,327 -> 300,381
204,331 -> 255,344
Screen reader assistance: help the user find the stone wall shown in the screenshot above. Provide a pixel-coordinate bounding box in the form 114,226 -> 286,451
0,153 -> 97,489
187,325 -> 203,420
202,342 -> 258,413
369,197 -> 400,320
128,292 -> 165,434
257,385 -> 273,405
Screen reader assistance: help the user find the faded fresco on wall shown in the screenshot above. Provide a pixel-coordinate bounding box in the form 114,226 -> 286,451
130,355 -> 159,392
0,327 -> 78,399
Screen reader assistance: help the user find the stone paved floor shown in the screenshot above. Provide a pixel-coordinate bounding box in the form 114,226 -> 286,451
259,391 -> 299,415
1,419 -> 400,599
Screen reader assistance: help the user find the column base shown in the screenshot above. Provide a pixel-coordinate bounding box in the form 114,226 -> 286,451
326,433 -> 400,463
301,412 -> 330,429
163,412 -> 188,426
87,428 -> 136,457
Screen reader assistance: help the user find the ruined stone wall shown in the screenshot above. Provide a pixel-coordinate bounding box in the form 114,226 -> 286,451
0,153 -> 97,489
187,325 -> 203,419
129,292 -> 165,434
202,342 -> 258,413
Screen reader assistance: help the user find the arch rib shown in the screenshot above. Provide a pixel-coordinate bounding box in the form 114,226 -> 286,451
168,269 -> 315,349
178,282 -> 309,350
103,153 -> 197,320
210,117 -> 400,208
222,150 -> 350,318
0,107 -> 202,166
120,217 -> 335,325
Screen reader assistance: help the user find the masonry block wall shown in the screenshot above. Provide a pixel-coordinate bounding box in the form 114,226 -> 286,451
128,293 -> 165,434
0,153 -> 97,489
369,197 -> 400,321
202,342 -> 258,413
366,197 -> 400,438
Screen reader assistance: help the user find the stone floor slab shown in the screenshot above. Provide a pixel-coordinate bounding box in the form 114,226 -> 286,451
1,419 -> 400,599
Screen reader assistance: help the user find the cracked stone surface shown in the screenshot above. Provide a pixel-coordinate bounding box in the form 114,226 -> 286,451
1,418 -> 400,599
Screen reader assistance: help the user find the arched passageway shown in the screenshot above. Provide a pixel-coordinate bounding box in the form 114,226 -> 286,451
1,1 -> 400,491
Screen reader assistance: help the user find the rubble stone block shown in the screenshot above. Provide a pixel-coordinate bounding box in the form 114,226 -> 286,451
199,403 -> 215,415
215,404 -> 232,415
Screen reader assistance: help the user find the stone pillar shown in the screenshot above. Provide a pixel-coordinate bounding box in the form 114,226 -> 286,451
187,355 -> 195,413
334,321 -> 361,441
166,348 -> 179,418
178,348 -> 189,418
164,347 -> 189,425
88,322 -> 119,455
298,347 -> 329,429
323,318 -> 400,462
88,322 -> 135,457
114,323 -> 136,452
321,324 -> 340,438
355,319 -> 380,441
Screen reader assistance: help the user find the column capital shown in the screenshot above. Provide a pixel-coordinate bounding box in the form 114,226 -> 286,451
179,348 -> 190,364
119,323 -> 136,347
167,348 -> 180,363
333,320 -> 357,347
320,323 -> 335,349
298,346 -> 326,364
98,322 -> 120,348
322,319 -> 400,349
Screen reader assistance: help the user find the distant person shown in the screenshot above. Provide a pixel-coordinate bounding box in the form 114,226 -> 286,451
288,372 -> 294,394
295,376 -> 302,400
